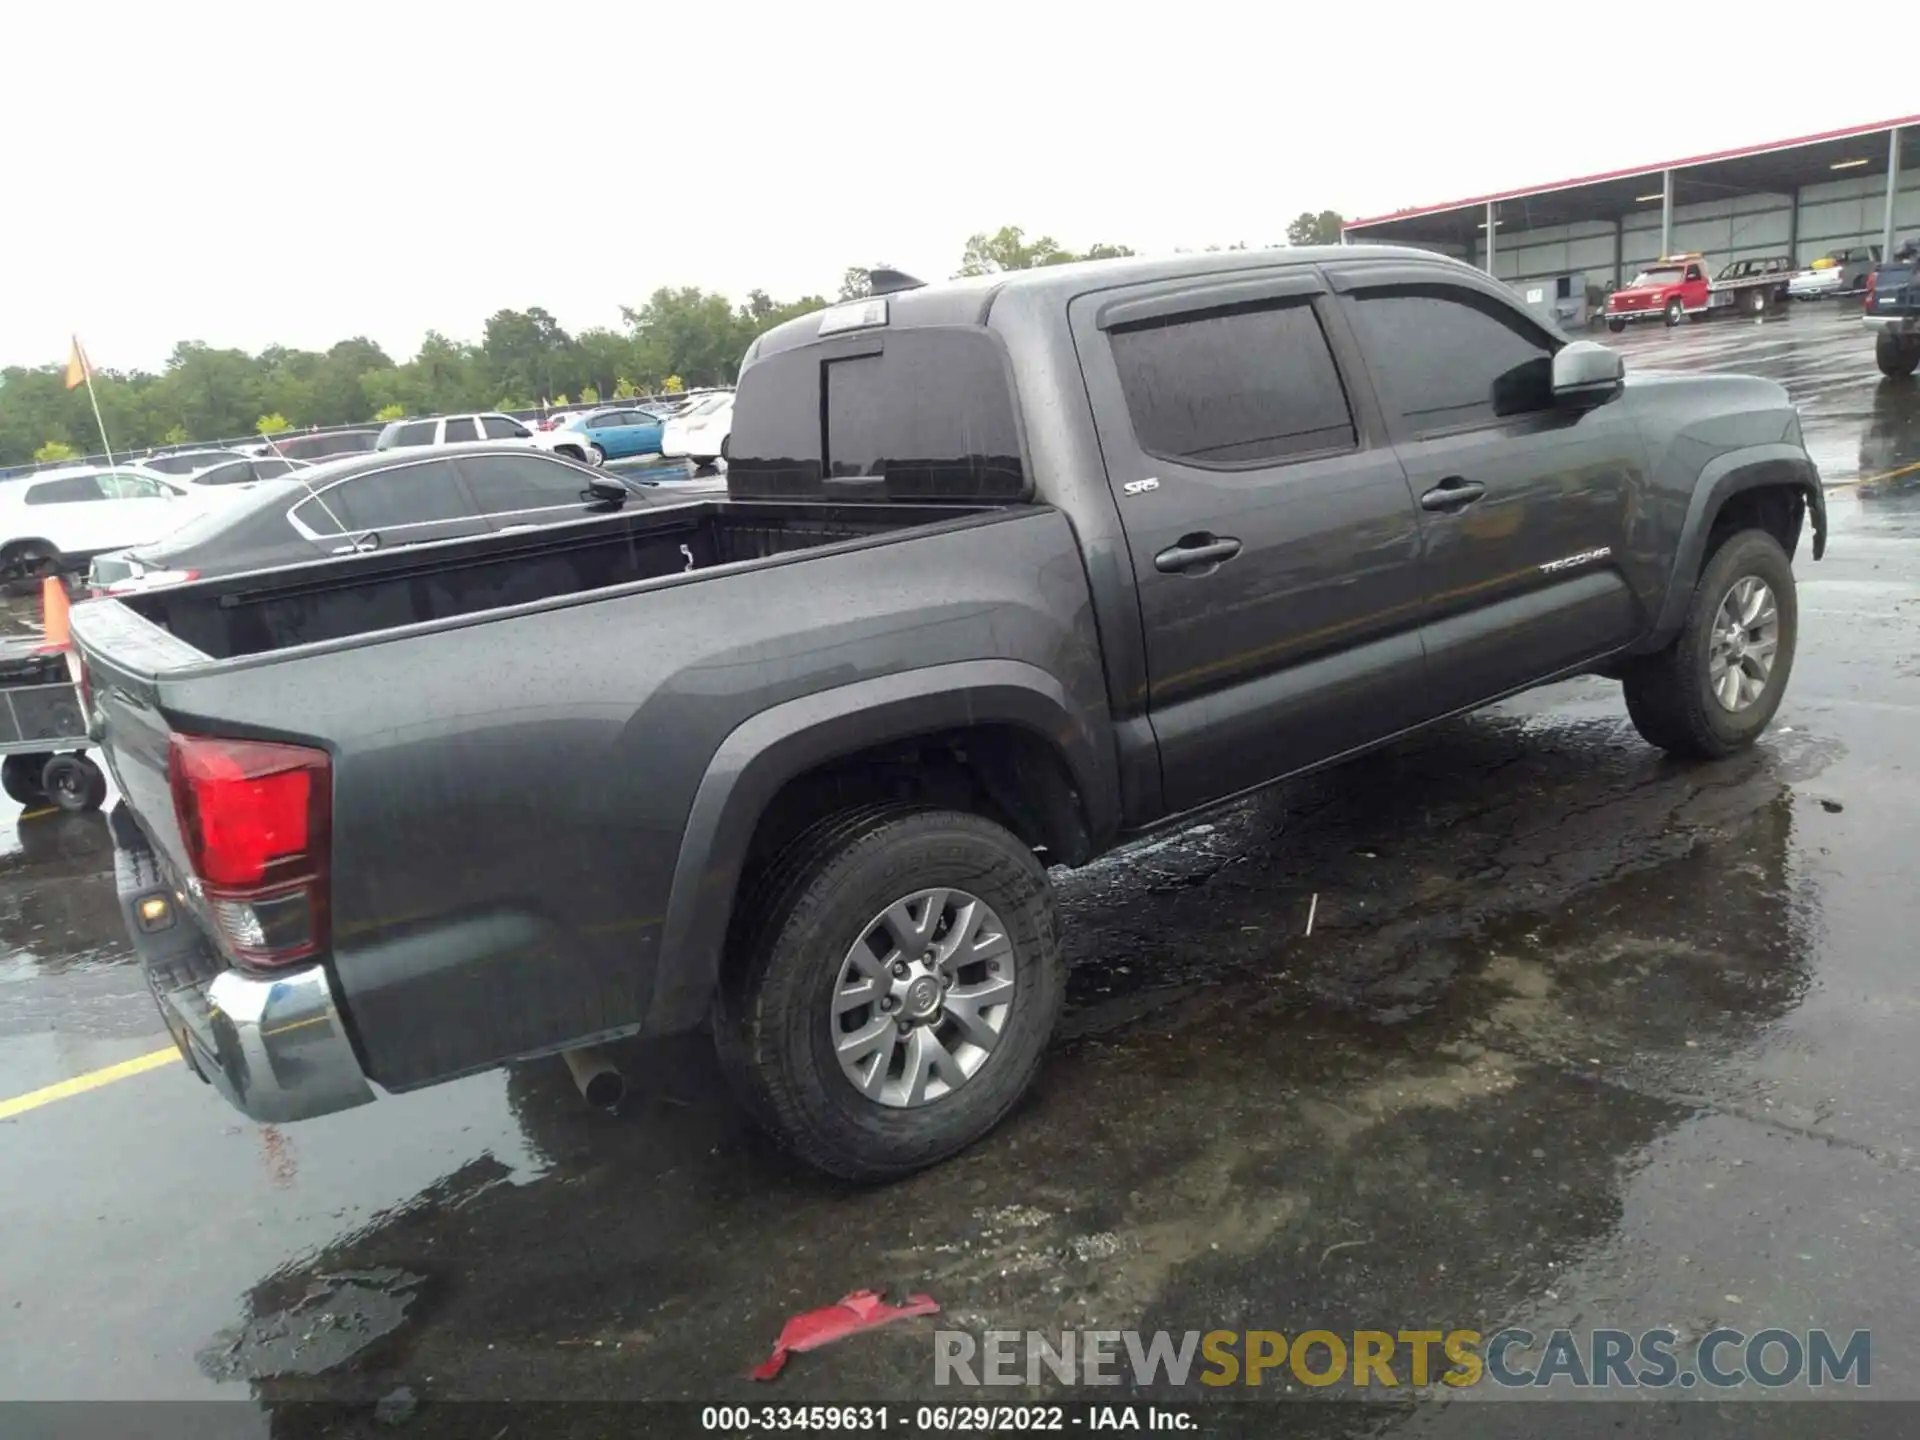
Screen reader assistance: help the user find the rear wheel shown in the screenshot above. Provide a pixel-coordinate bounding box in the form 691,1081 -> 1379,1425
1877,330 -> 1920,378
1622,529 -> 1797,759
1607,318 -> 1627,333
1747,287 -> 1768,316
588,442 -> 608,466
715,806 -> 1064,1181
41,753 -> 107,813
1664,298 -> 1685,327
0,542 -> 59,594
1,754 -> 52,806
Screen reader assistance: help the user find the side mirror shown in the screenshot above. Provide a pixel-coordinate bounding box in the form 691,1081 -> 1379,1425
586,477 -> 629,505
1552,341 -> 1624,409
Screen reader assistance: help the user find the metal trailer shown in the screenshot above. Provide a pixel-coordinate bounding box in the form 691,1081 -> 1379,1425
1705,258 -> 1795,317
0,640 -> 107,811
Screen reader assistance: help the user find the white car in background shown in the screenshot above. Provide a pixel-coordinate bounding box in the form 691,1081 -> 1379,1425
683,394 -> 734,469
0,464 -> 212,581
660,392 -> 734,459
372,412 -> 588,460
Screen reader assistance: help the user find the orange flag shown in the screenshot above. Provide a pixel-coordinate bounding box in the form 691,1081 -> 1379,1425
64,336 -> 91,391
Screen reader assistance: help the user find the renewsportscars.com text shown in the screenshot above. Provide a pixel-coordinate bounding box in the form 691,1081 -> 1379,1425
934,1327 -> 1870,1390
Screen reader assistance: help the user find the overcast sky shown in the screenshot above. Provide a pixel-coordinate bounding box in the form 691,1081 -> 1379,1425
1,1 -> 1888,372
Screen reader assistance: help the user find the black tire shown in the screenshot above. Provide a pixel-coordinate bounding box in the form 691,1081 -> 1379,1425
1877,330 -> 1920,379
41,753 -> 108,813
719,435 -> 730,463
715,806 -> 1064,1182
0,542 -> 60,595
1664,299 -> 1685,327
1,753 -> 51,806
1621,529 -> 1798,759
1608,318 -> 1627,334
1747,287 -> 1767,316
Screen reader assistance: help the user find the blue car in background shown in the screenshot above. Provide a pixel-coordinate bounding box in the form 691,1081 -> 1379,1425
556,405 -> 668,463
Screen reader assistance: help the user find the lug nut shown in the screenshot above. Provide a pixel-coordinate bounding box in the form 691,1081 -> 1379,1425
891,961 -> 910,979
880,996 -> 895,1011
897,1019 -> 913,1035
942,973 -> 954,988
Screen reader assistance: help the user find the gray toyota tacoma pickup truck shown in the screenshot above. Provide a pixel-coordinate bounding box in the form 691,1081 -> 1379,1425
74,245 -> 1826,1180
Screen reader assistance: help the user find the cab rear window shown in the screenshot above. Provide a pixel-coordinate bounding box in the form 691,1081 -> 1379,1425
728,328 -> 1027,501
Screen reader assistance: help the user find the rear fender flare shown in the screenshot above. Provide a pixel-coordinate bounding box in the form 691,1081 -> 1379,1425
1640,444 -> 1825,651
648,659 -> 1116,1032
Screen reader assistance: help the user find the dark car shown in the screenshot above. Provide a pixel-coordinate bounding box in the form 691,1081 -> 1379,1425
85,445 -> 653,594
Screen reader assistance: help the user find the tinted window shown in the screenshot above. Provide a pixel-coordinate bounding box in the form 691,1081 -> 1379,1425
290,494 -> 345,536
390,420 -> 436,448
1109,299 -> 1355,466
193,460 -> 256,486
141,454 -> 202,475
328,461 -> 472,529
481,415 -> 530,439
459,454 -> 593,513
732,336 -> 1022,499
24,477 -> 105,505
251,459 -> 298,480
444,417 -> 480,443
1348,287 -> 1557,433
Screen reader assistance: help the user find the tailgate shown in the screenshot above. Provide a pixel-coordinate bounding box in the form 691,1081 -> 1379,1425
69,596 -> 210,879
1871,264 -> 1916,312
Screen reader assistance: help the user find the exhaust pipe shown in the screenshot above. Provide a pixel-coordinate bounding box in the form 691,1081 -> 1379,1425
562,1045 -> 625,1110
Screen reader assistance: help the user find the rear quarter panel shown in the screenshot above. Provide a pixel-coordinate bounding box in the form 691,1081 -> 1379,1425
144,507 -> 1109,1091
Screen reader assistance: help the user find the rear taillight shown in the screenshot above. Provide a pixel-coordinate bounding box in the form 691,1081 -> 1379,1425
1865,271 -> 1878,303
168,735 -> 331,965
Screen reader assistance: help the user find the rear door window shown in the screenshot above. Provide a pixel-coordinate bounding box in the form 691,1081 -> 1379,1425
24,477 -> 105,505
481,415 -> 531,440
1108,299 -> 1355,466
328,460 -> 473,530
443,417 -> 480,443
730,329 -> 1025,499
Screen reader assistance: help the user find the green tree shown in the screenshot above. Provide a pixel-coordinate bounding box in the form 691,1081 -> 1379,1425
612,376 -> 637,400
256,412 -> 290,435
957,226 -> 1072,276
623,288 -> 752,389
373,403 -> 406,422
163,424 -> 190,445
661,375 -> 684,394
483,307 -> 576,410
1081,242 -> 1136,261
1285,210 -> 1345,247
33,440 -> 76,463
579,384 -> 600,404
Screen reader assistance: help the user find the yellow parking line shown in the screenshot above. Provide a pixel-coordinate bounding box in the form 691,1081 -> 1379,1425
1859,459 -> 1920,488
17,806 -> 56,821
0,1046 -> 180,1121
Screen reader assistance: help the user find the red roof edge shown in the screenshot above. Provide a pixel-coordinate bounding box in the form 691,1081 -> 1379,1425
1344,115 -> 1919,231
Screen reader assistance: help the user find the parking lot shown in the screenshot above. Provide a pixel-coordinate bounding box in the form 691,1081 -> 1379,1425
2,304 -> 1918,1431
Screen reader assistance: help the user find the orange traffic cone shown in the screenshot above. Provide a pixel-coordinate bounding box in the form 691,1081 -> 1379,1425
38,575 -> 70,653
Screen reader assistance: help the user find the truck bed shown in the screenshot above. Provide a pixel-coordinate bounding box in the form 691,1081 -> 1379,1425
115,498 -> 1000,662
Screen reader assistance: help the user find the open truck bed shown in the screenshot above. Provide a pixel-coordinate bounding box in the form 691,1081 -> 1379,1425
113,497 -> 1004,663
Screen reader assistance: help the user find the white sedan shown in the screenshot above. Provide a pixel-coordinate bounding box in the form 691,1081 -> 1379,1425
660,393 -> 734,460
684,395 -> 734,468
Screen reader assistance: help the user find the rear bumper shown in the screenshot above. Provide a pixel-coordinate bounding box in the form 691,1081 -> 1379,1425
1865,313 -> 1919,335
112,805 -> 374,1123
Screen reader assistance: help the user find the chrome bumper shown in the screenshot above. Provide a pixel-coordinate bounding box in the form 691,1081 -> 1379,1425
1865,313 -> 1917,334
114,813 -> 374,1123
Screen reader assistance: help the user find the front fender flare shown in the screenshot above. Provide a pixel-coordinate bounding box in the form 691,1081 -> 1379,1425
646,659 -> 1117,1033
1641,444 -> 1825,651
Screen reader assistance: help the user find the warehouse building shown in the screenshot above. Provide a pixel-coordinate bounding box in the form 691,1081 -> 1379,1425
1342,116 -> 1918,326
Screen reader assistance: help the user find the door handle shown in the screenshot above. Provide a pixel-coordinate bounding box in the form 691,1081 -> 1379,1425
1154,533 -> 1242,573
1419,477 -> 1487,512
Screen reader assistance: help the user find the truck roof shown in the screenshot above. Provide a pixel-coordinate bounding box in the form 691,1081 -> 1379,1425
745,243 -> 1469,362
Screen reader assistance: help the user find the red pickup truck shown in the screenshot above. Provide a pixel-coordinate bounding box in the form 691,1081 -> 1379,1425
1605,254 -> 1793,330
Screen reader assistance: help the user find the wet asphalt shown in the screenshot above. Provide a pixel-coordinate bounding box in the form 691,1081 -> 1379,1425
2,302 -> 1919,1432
